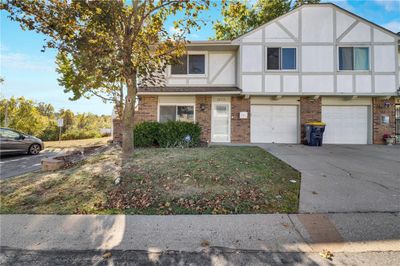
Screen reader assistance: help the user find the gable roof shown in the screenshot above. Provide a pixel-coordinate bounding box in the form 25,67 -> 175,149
231,2 -> 399,42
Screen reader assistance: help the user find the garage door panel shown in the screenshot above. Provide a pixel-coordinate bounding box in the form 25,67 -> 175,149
322,106 -> 369,144
251,105 -> 298,143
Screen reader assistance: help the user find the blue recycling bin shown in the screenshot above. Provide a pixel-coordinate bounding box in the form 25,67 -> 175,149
305,122 -> 326,146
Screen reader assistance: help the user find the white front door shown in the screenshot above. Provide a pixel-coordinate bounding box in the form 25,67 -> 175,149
322,106 -> 369,144
251,105 -> 298,143
212,103 -> 230,142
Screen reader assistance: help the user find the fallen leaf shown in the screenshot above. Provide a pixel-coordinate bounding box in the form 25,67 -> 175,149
320,249 -> 333,260
201,240 -> 210,247
102,252 -> 112,259
281,222 -> 290,228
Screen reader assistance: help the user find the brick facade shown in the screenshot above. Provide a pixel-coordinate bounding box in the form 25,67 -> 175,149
231,96 -> 250,143
112,119 -> 123,143
372,97 -> 396,144
299,96 -> 322,143
195,96 -> 212,143
134,95 -> 158,124
112,95 -> 158,142
113,95 -> 397,145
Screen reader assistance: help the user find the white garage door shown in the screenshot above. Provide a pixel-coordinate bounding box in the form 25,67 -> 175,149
251,105 -> 298,143
322,106 -> 369,144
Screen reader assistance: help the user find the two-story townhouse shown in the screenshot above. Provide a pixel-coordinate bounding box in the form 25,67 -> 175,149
113,3 -> 400,145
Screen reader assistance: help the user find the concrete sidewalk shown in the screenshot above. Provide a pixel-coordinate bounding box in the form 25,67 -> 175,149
1,213 -> 399,253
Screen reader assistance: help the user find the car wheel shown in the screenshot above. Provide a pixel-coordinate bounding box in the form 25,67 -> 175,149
28,144 -> 41,155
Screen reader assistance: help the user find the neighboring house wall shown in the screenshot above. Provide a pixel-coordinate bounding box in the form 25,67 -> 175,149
234,5 -> 398,96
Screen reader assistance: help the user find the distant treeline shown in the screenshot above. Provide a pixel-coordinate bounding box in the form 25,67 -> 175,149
0,97 -> 111,141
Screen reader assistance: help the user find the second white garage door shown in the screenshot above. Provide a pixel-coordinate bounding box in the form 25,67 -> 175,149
251,105 -> 298,143
322,106 -> 369,144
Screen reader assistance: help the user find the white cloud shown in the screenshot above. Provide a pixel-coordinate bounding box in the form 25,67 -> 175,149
374,0 -> 400,12
382,20 -> 400,33
0,52 -> 54,72
168,26 -> 184,35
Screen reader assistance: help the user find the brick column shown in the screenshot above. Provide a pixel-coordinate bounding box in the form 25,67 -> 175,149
373,97 -> 396,144
135,95 -> 158,125
231,96 -> 250,143
196,96 -> 212,143
300,97 -> 322,143
112,119 -> 123,143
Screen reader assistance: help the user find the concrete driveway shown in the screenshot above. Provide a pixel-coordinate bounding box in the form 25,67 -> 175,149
259,144 -> 400,213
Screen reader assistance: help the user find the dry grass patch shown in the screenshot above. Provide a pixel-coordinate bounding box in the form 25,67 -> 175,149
0,146 -> 300,214
44,137 -> 110,149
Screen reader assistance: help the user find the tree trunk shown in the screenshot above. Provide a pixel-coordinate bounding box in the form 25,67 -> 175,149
122,74 -> 136,155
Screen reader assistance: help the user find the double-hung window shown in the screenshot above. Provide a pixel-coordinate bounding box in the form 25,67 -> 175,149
159,105 -> 194,123
266,47 -> 296,70
339,47 -> 369,71
171,54 -> 205,75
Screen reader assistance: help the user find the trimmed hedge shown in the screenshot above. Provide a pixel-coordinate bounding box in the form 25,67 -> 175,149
134,121 -> 161,147
134,121 -> 201,148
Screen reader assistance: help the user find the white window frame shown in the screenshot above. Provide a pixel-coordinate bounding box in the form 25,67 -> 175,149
265,46 -> 298,72
169,51 -> 208,77
157,103 -> 196,123
337,45 -> 371,72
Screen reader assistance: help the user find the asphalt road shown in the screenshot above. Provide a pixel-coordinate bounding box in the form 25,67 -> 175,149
1,248 -> 399,266
0,151 -> 60,179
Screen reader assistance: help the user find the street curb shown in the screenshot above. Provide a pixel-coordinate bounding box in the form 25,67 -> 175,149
1,213 -> 399,253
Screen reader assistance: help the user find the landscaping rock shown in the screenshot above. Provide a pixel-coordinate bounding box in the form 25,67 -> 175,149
41,158 -> 65,171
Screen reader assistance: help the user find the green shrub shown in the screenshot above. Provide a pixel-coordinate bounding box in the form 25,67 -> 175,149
39,121 -> 59,141
134,121 -> 161,147
158,121 -> 201,148
133,121 -> 201,148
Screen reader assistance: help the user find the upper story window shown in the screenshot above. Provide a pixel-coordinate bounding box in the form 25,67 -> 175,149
339,47 -> 369,71
171,54 -> 205,75
266,47 -> 296,70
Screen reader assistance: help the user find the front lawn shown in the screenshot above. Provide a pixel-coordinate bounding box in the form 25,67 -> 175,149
0,146 -> 300,214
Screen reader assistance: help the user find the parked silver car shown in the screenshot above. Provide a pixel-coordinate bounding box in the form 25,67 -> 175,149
0,128 -> 44,155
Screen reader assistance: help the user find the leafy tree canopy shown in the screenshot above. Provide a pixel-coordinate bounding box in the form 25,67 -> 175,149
214,0 -> 320,40
3,0 -> 211,154
0,97 -> 111,141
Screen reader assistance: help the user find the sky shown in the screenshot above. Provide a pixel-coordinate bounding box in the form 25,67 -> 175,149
1,0 -> 399,115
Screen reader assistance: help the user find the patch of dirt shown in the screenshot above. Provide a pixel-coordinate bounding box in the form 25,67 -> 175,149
57,145 -> 119,170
